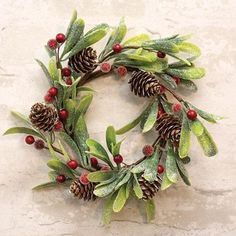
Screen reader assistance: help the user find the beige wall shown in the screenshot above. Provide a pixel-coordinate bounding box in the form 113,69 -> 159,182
0,0 -> 235,235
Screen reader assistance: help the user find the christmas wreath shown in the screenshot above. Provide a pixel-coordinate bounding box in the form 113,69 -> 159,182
4,11 -> 223,224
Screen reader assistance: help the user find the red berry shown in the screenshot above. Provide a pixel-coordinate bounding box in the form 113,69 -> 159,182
100,62 -> 111,73
172,103 -> 182,113
172,76 -> 181,85
44,93 -> 54,103
56,175 -> 66,183
47,39 -> 58,49
48,87 -> 58,97
67,160 -> 78,170
157,51 -> 166,58
112,43 -> 122,53
113,155 -> 123,164
79,173 -> 89,185
117,66 -> 128,77
100,165 -> 110,171
59,109 -> 69,120
90,157 -> 98,168
142,145 -> 154,157
56,33 -> 66,43
61,67 -> 71,77
187,109 -> 197,120
159,85 -> 166,94
53,121 -> 63,132
65,77 -> 73,85
34,140 -> 45,150
157,165 -> 164,174
25,135 -> 35,145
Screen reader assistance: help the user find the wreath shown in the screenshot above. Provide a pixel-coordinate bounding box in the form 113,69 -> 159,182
4,10 -> 223,224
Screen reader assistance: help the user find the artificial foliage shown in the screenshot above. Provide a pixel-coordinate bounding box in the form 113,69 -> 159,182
4,11 -> 223,224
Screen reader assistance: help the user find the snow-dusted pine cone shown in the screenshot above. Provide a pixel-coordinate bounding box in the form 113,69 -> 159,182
156,113 -> 182,144
70,179 -> 96,201
68,47 -> 97,73
128,70 -> 161,97
138,175 -> 162,200
29,103 -> 58,132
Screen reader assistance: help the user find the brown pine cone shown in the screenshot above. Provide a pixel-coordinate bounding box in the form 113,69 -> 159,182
128,70 -> 161,97
29,103 -> 58,132
68,47 -> 97,73
70,179 -> 96,201
138,175 -> 162,201
156,113 -> 182,144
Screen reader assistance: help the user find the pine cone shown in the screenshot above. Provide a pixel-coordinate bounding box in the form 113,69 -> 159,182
29,103 -> 58,132
128,70 -> 161,97
138,175 -> 162,201
70,179 -> 96,201
68,47 -> 97,73
156,113 -> 182,144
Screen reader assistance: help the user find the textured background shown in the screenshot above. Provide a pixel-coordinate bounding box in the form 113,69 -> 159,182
0,0 -> 236,235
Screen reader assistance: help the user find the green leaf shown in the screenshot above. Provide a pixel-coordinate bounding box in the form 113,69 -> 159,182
197,128 -> 218,157
111,140 -> 123,156
65,99 -> 76,130
58,140 -> 70,161
94,178 -> 120,197
106,126 -> 116,153
48,56 -> 59,81
115,112 -> 143,135
100,18 -> 127,58
166,145 -> 178,183
114,57 -> 168,73
11,111 -> 30,124
48,170 -> 58,181
161,172 -> 173,190
159,99 -> 173,113
77,86 -> 95,93
188,119 -> 204,137
176,156 -> 191,186
75,94 -> 93,122
115,171 -> 131,190
159,74 -> 177,90
190,104 -> 224,123
65,10 -> 77,37
59,132 -> 83,164
132,174 -> 143,199
179,115 -> 191,158
165,67 -> 206,80
113,185 -> 127,212
47,159 -> 75,179
46,139 -> 59,160
102,193 -> 116,225
88,171 -> 115,182
167,53 -> 191,66
178,42 -> 201,57
126,51 -> 157,63
125,179 -> 132,199
35,59 -> 53,85
62,18 -> 85,57
178,79 -> 198,92
74,116 -> 89,166
143,40 -> 179,53
144,199 -> 156,222
131,150 -> 159,182
123,34 -> 150,47
65,23 -> 109,59
3,127 -> 45,140
86,139 -> 114,168
140,101 -> 157,133
32,180 -> 71,190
